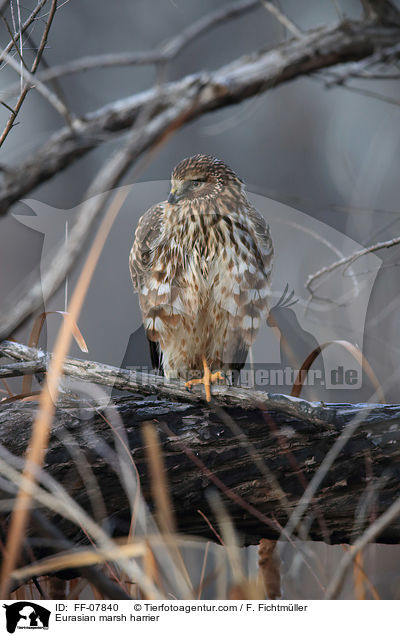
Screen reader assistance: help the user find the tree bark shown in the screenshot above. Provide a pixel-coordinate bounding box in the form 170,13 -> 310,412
0,389 -> 399,550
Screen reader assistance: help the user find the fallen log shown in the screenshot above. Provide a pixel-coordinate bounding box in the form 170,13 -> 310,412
0,347 -> 399,548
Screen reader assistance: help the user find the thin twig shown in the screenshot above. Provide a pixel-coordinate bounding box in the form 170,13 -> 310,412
306,234 -> 400,299
0,0 -> 48,67
0,16 -> 71,118
1,14 -> 29,69
330,0 -> 344,20
0,0 -> 74,147
3,0 -> 261,89
261,0 -> 303,38
322,42 -> 400,82
332,80 -> 400,106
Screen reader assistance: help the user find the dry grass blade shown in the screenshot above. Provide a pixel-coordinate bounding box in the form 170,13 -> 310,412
1,379 -> 14,397
207,491 -> 264,599
291,339 -> 385,404
26,311 -> 88,353
142,421 -> 193,596
94,408 -> 141,541
0,186 -> 130,598
22,310 -> 88,394
143,542 -> 162,599
142,422 -> 175,535
353,550 -> 366,600
341,544 -> 380,600
0,448 -> 161,599
0,391 -> 41,404
207,489 -> 244,588
11,542 -> 147,581
197,541 -> 210,600
351,548 -> 380,600
197,509 -> 224,545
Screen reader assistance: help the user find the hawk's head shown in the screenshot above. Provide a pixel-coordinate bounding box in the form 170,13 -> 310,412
168,154 -> 243,205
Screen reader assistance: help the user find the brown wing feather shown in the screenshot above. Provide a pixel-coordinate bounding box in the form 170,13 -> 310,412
129,202 -> 165,291
129,203 -> 166,368
210,202 -> 273,367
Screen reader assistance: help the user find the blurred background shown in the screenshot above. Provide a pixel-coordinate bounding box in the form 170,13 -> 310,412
1,0 -> 400,599
2,0 -> 400,399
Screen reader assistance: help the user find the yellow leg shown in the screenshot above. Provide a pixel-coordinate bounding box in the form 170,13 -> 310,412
185,356 -> 224,402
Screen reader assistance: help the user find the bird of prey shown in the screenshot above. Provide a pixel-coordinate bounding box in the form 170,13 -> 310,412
129,154 -> 273,400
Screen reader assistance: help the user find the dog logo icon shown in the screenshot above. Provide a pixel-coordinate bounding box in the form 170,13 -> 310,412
3,602 -> 50,633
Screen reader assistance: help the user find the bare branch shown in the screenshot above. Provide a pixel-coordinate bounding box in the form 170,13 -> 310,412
0,46 -> 73,124
0,0 -> 48,67
3,0 -> 261,91
306,234 -> 400,299
0,339 -> 332,424
261,0 -> 303,38
314,70 -> 400,106
330,0 -> 344,21
0,0 -> 73,147
0,91 -> 192,341
1,11 -> 400,341
0,360 -> 44,378
0,14 -> 29,70
324,41 -> 400,84
1,19 -> 399,216
360,0 -> 400,24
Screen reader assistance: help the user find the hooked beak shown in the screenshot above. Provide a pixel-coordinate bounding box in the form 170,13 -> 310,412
168,188 -> 179,205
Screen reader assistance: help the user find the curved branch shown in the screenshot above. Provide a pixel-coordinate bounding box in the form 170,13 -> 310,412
1,19 -> 400,215
306,235 -> 400,298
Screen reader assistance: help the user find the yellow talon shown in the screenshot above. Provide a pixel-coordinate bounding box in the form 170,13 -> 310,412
185,356 -> 224,402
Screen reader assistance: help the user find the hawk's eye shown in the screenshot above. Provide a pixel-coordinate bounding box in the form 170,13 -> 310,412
191,180 -> 202,187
